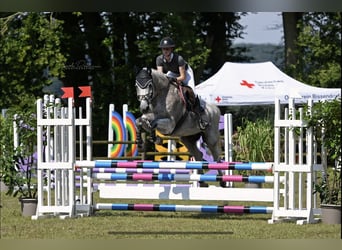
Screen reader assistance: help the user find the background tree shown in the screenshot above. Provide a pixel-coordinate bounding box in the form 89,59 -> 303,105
282,12 -> 303,71
197,12 -> 247,81
55,12 -> 114,139
0,12 -> 67,109
281,12 -> 341,88
0,11 -> 276,148
291,12 -> 341,88
5,12 -> 340,145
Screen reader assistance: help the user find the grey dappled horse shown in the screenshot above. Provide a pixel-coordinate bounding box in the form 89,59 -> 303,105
135,68 -> 222,163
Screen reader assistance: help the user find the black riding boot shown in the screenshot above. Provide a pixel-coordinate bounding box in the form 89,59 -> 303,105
194,96 -> 208,130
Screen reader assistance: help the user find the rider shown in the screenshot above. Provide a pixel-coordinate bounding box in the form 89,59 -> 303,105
156,37 -> 208,130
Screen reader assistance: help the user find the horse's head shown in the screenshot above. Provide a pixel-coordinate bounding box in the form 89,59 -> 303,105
135,68 -> 154,113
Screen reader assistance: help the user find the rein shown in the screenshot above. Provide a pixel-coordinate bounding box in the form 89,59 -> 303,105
177,84 -> 187,106
170,80 -> 187,106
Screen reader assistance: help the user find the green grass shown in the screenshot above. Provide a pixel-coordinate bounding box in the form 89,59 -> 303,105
0,193 -> 340,239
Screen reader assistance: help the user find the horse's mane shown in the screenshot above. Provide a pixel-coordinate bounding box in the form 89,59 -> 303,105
151,68 -> 167,81
150,69 -> 170,90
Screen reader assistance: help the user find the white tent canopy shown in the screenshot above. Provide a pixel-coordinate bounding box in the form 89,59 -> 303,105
195,61 -> 341,106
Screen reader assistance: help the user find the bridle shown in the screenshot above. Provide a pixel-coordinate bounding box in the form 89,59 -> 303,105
135,69 -> 154,113
136,78 -> 153,103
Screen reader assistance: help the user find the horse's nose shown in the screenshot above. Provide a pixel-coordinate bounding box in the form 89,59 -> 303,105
139,99 -> 149,113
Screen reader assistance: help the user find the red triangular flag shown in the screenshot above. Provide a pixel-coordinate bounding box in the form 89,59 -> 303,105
61,87 -> 74,98
79,86 -> 91,97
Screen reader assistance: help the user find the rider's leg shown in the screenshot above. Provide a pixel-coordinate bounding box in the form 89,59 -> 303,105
182,86 -> 208,130
183,66 -> 208,130
194,96 -> 208,130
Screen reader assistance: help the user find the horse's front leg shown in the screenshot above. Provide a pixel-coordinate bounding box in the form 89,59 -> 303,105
136,114 -> 162,146
144,117 -> 175,145
135,117 -> 146,152
150,117 -> 176,135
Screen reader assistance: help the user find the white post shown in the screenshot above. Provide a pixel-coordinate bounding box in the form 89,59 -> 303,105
36,99 -> 44,217
224,113 -> 233,187
68,98 -> 75,216
13,114 -> 19,153
224,113 -> 233,162
86,98 -> 93,208
298,108 -> 304,210
306,99 -> 314,222
78,106 -> 84,205
272,98 -> 281,221
167,140 -> 176,161
284,107 -> 289,209
288,98 -> 295,210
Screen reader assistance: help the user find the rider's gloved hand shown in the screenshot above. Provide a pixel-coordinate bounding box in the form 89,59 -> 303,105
167,76 -> 177,83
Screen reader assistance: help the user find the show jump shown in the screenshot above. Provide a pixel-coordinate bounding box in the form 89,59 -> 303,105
32,94 -> 324,225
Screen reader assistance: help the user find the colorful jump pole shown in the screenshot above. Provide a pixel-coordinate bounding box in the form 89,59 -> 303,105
75,160 -> 273,171
90,173 -> 275,183
94,203 -> 273,214
85,168 -> 191,174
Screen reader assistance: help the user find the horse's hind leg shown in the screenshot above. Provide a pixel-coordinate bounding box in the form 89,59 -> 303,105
201,128 -> 229,187
180,135 -> 203,161
135,118 -> 145,152
181,135 -> 209,187
202,131 -> 221,162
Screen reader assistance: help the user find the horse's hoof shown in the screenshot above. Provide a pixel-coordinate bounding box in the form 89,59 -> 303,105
199,181 -> 209,188
136,140 -> 144,151
150,121 -> 157,130
136,143 -> 145,152
219,181 -> 228,188
141,119 -> 152,130
154,136 -> 163,145
137,145 -> 145,152
199,119 -> 209,130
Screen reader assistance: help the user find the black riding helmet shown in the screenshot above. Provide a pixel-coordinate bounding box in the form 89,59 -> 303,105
158,37 -> 175,48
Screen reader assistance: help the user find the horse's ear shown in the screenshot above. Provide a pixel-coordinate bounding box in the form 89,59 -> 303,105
141,67 -> 152,76
134,66 -> 142,75
147,68 -> 152,75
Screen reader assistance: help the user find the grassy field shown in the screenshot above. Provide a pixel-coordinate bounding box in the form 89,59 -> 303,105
0,193 -> 340,240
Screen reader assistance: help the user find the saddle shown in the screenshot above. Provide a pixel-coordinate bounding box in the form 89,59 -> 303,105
181,86 -> 208,130
181,85 -> 196,111
168,77 -> 204,118
165,75 -> 201,114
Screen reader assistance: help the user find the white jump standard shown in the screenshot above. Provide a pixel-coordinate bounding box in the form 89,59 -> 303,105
33,95 -> 324,224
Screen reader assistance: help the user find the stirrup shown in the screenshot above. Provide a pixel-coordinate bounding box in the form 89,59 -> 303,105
199,119 -> 208,130
196,96 -> 205,113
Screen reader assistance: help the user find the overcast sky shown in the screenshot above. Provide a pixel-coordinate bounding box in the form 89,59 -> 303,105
234,12 -> 284,45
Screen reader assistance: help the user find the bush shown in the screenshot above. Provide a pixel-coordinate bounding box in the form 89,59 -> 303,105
0,95 -> 37,199
233,118 -> 274,163
308,98 -> 341,205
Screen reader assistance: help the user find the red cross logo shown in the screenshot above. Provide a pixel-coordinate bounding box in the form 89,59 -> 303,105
240,80 -> 255,88
215,96 -> 222,103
